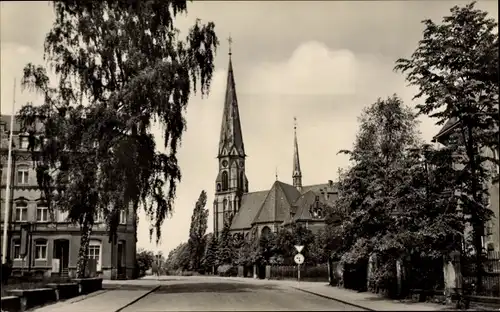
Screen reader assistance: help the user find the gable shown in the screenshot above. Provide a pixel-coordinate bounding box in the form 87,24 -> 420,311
252,181 -> 298,224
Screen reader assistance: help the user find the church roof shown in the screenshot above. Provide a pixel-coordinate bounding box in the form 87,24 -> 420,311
230,180 -> 339,231
218,57 -> 245,158
252,181 -> 301,224
292,118 -> 302,180
230,190 -> 268,230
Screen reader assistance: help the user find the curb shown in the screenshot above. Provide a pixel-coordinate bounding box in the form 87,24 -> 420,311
291,287 -> 374,311
114,285 -> 160,312
68,289 -> 109,304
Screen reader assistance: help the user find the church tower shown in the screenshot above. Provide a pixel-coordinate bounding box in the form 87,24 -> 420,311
213,38 -> 248,238
292,117 -> 302,191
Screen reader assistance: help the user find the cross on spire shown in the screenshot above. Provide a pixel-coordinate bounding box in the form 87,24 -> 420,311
227,34 -> 233,56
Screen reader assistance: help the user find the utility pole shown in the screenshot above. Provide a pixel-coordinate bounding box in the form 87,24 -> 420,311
2,79 -> 16,264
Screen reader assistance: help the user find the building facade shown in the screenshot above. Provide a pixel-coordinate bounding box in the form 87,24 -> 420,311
0,115 -> 137,279
213,51 -> 338,240
433,117 -> 500,252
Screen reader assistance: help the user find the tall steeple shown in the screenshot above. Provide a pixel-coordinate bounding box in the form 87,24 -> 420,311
292,117 -> 302,190
218,35 -> 245,158
213,36 -> 248,238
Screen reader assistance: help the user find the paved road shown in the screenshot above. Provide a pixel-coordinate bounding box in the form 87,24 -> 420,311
115,276 -> 364,311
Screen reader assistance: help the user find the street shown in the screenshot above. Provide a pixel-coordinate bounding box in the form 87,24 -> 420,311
35,276 -> 366,311
120,276 -> 363,311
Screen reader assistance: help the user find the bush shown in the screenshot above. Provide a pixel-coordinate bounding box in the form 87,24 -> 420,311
217,264 -> 237,277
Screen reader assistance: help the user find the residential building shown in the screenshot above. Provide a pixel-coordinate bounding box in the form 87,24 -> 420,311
433,117 -> 500,252
213,50 -> 338,240
0,115 -> 137,279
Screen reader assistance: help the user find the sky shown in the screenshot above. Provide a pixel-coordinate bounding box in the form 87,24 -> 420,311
1,1 -> 498,255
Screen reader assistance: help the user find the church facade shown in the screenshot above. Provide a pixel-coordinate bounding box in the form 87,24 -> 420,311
213,52 -> 338,240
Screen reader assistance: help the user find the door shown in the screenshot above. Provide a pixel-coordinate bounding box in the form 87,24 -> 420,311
61,240 -> 69,270
53,240 -> 69,273
117,241 -> 125,277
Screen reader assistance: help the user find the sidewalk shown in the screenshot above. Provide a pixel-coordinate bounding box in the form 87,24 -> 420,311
291,282 -> 447,311
219,276 -> 448,311
33,287 -> 158,312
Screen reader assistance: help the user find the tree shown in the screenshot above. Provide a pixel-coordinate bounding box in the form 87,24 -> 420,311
394,1 -> 499,291
187,191 -> 209,271
201,234 -> 217,274
274,228 -> 295,265
306,229 -> 329,265
165,242 -> 190,272
17,1 -> 218,278
136,248 -> 155,277
328,95 -> 463,293
216,217 -> 234,265
234,238 -> 252,267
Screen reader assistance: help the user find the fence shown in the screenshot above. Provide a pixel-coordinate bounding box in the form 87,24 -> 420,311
269,264 -> 329,282
462,251 -> 500,297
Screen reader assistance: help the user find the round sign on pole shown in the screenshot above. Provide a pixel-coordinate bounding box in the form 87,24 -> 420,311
294,253 -> 305,265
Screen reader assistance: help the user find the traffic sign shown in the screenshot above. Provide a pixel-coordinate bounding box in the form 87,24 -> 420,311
294,245 -> 304,253
294,253 -> 305,265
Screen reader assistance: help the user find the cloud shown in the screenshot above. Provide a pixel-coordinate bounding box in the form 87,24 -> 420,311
248,42 -> 357,95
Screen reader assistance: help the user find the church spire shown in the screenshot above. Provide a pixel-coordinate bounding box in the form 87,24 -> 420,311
218,35 -> 245,158
292,117 -> 302,190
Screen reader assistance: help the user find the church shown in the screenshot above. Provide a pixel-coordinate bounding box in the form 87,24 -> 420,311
213,48 -> 338,240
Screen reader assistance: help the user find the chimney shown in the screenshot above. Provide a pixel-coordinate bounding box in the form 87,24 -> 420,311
328,180 -> 333,187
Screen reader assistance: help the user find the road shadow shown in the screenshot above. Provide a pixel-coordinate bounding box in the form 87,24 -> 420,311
154,282 -> 280,294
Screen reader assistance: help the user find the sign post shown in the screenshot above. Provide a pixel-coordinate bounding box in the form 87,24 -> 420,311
294,245 -> 305,283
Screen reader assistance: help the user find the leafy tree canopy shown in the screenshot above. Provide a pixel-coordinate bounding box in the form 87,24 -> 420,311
188,191 -> 209,271
17,1 -> 218,277
395,1 -> 498,290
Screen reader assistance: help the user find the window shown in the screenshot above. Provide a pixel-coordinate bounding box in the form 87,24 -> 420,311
20,136 -> 29,149
94,211 -> 103,223
17,166 -> 29,185
216,183 -> 221,192
221,171 -> 228,191
36,205 -> 49,222
14,202 -> 28,222
57,209 -> 69,222
88,240 -> 102,271
13,240 -> 21,259
35,240 -> 48,260
239,172 -> 244,189
119,209 -> 127,224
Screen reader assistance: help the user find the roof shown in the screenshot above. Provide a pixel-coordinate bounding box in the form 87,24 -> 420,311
230,190 -> 268,230
218,57 -> 245,158
292,190 -> 332,222
293,123 -> 302,179
433,117 -> 459,142
230,180 -> 340,230
252,181 -> 301,224
301,182 -> 338,194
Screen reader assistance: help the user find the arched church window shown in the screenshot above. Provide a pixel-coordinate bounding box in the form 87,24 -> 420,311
261,226 -> 271,238
239,172 -> 244,190
216,183 -> 221,192
223,198 -> 227,212
222,171 -> 228,191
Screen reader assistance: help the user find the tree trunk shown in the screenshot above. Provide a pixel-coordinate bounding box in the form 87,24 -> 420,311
76,215 -> 93,278
461,122 -> 484,293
